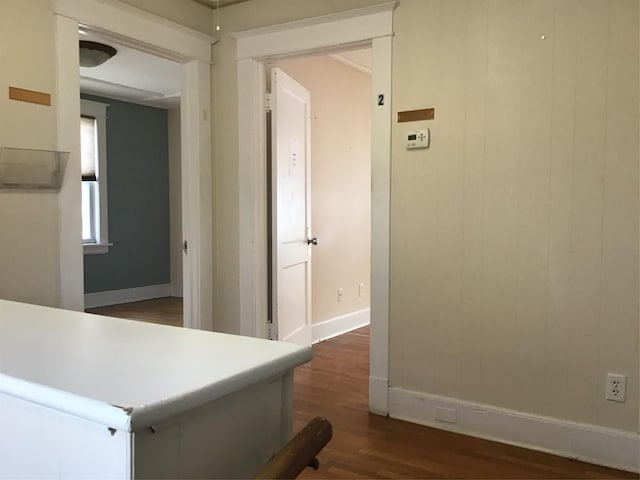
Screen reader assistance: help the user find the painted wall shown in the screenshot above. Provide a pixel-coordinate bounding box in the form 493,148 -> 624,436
119,0 -> 213,36
168,108 -> 183,296
82,94 -> 170,294
0,0 -> 61,307
212,0 -> 639,434
276,55 -> 371,325
388,0 -> 638,432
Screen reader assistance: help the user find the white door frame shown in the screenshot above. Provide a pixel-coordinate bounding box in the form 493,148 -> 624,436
233,1 -> 395,415
54,0 -> 215,330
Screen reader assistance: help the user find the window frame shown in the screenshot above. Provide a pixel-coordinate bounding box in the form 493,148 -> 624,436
80,99 -> 111,255
81,179 -> 97,243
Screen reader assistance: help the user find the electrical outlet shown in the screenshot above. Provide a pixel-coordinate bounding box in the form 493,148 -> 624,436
606,373 -> 627,403
337,288 -> 343,303
358,283 -> 365,297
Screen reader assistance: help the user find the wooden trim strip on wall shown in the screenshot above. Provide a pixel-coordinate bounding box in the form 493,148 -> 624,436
9,87 -> 51,106
397,108 -> 434,123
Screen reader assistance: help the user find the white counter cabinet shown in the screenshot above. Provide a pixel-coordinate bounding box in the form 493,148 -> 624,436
0,300 -> 312,479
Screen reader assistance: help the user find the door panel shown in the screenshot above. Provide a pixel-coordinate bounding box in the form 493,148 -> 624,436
271,67 -> 312,347
279,137 -> 306,244
278,262 -> 309,345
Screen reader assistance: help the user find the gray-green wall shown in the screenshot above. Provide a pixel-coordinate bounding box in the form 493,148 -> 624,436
82,94 -> 170,293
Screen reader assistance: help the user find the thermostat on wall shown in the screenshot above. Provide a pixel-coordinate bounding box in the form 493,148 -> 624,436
407,129 -> 430,149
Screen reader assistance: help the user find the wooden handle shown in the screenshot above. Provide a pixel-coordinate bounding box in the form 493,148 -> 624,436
256,417 -> 332,479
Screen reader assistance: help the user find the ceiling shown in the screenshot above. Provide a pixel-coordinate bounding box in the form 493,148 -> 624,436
79,31 -> 181,109
331,48 -> 372,75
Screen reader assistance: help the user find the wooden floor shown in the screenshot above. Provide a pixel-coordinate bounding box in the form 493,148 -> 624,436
88,299 -> 636,479
86,297 -> 183,327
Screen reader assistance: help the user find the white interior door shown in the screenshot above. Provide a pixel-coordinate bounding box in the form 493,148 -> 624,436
270,67 -> 313,347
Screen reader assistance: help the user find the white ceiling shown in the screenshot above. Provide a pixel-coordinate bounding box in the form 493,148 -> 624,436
79,32 -> 181,109
331,48 -> 372,75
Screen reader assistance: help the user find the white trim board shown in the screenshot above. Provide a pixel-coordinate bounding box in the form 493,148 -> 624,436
312,308 -> 370,344
369,376 -> 389,417
84,284 -> 172,309
232,2 -> 396,60
389,387 -> 640,473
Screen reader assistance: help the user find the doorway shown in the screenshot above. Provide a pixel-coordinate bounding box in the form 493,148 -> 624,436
54,1 -> 214,330
78,32 -> 182,315
234,4 -> 394,415
269,50 -> 372,347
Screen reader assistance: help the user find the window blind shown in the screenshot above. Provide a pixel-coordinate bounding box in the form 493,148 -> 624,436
80,115 -> 97,181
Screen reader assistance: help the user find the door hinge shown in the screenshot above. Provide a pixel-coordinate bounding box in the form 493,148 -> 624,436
265,93 -> 273,112
183,240 -> 188,254
267,321 -> 277,341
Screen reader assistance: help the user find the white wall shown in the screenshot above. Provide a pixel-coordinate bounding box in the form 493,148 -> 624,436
277,55 -> 371,325
118,0 -> 213,36
168,108 -> 183,297
0,0 -> 61,307
389,0 -> 638,432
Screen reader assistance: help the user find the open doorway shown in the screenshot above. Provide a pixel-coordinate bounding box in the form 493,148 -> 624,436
269,49 -> 372,346
234,3 -> 393,415
54,1 -> 214,330
78,31 -> 184,324
234,2 -> 397,415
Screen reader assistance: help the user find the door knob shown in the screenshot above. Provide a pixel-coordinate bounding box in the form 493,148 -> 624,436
307,237 -> 318,246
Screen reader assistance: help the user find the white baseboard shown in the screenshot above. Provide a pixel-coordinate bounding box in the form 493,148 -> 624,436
389,387 -> 640,473
84,284 -> 173,309
312,308 -> 370,344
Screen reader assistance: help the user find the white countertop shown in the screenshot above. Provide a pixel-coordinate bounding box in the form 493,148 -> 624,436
0,299 -> 312,431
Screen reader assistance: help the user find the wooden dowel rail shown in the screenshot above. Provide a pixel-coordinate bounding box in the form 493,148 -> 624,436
256,416 -> 333,479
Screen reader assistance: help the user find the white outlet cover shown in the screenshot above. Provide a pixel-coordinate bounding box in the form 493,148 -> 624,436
605,373 -> 627,403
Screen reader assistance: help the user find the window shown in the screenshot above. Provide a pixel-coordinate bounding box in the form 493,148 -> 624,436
80,99 -> 110,254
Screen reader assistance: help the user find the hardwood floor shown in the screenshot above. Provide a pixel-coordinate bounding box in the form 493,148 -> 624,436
87,300 -> 636,479
86,297 -> 183,327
